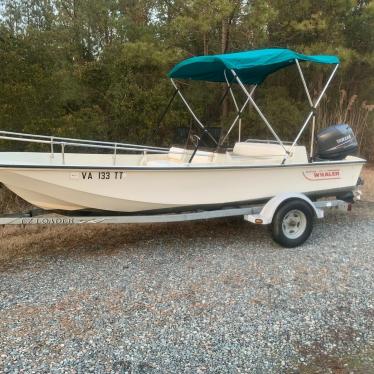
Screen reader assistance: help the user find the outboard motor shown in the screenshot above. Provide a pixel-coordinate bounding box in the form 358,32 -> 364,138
315,124 -> 358,160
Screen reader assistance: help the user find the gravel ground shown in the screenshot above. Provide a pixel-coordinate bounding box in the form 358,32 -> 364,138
0,202 -> 373,373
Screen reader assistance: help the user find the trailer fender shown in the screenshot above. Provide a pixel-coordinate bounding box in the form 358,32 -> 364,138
244,193 -> 324,225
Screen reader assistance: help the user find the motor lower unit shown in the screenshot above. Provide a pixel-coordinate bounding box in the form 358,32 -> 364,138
315,124 -> 358,160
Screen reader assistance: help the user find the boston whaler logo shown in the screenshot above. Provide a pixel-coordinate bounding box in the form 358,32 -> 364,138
303,169 -> 341,181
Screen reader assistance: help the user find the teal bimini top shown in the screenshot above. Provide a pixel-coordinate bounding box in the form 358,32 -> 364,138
168,48 -> 339,85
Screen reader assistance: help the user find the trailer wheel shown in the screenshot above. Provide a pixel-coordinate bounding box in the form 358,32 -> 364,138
271,199 -> 314,248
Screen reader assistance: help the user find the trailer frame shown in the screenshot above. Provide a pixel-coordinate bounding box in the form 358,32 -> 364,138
0,196 -> 349,226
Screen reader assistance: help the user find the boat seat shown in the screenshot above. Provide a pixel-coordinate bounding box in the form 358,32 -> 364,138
168,147 -> 215,163
146,160 -> 184,167
168,147 -> 186,161
233,142 -> 308,163
233,142 -> 287,157
146,147 -> 217,166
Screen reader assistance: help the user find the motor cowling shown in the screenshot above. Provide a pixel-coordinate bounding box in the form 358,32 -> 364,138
315,124 -> 358,160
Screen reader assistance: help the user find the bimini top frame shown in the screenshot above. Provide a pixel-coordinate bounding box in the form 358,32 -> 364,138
167,48 -> 340,164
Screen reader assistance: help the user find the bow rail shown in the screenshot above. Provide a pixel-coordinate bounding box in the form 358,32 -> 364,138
0,130 -> 171,165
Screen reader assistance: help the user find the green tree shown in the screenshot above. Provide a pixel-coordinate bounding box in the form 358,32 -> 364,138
0,0 -> 372,156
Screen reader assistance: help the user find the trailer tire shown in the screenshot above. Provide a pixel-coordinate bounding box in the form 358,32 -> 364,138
271,199 -> 314,248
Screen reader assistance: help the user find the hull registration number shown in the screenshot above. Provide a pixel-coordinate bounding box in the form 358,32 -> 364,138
70,171 -> 126,180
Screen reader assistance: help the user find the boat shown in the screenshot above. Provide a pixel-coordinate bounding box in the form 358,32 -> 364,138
0,48 -> 365,213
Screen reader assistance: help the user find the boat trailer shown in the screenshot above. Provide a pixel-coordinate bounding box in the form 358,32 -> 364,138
0,194 -> 353,247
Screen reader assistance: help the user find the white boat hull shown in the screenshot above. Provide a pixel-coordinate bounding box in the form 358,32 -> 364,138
0,155 -> 364,212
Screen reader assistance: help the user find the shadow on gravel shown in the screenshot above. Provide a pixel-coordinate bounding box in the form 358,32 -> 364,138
1,202 -> 373,265
0,216 -> 271,263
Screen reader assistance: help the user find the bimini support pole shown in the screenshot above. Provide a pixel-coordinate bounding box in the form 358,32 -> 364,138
231,69 -> 288,153
295,59 -> 316,159
310,115 -> 316,158
170,78 -> 218,146
295,59 -> 313,107
223,70 -> 241,142
155,88 -> 178,129
220,84 -> 256,145
282,63 -> 339,164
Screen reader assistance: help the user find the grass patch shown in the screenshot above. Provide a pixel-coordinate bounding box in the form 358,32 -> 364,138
361,164 -> 374,202
299,348 -> 374,373
0,185 -> 32,214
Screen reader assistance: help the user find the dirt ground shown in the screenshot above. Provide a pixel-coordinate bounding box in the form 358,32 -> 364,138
361,164 -> 374,201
